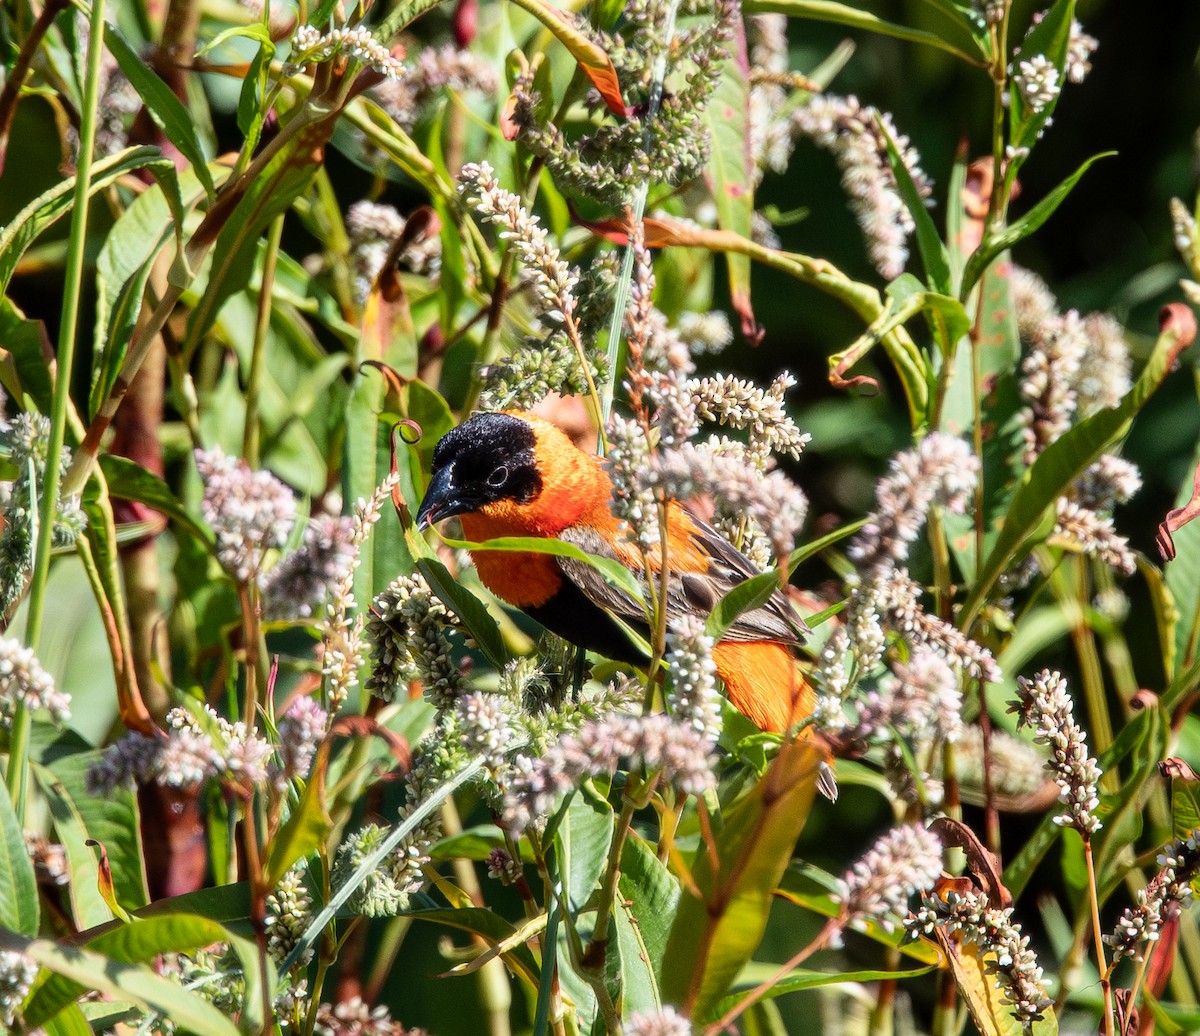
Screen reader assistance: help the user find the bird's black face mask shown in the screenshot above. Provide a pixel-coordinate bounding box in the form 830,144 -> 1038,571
415,413 -> 542,529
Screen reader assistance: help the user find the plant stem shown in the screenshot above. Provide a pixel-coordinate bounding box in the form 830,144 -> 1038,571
599,0 -> 681,432
6,0 -> 108,814
1084,838 -> 1115,1036
244,216 -> 285,467
584,796 -> 637,964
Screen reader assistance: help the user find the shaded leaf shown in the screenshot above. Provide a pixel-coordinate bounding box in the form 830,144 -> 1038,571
0,297 -> 54,413
99,454 -> 213,547
0,147 -> 179,296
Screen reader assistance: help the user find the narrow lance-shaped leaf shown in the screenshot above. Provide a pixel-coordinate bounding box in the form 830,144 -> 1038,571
660,739 -> 824,1019
744,0 -> 986,63
104,24 -> 216,199
0,781 -> 39,936
507,0 -> 627,117
5,929 -> 240,1036
703,16 -> 760,342
961,152 -> 1114,298
960,303 -> 1195,630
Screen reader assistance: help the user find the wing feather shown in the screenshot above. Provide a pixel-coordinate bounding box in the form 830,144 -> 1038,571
557,511 -> 806,648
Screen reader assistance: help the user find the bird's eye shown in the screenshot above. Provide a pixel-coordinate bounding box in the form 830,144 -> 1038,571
486,465 -> 509,488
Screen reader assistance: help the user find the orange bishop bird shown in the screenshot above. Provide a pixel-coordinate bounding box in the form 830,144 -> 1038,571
415,411 -> 814,734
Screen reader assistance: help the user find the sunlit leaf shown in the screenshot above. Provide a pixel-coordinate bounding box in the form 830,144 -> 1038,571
661,740 -> 824,1018
10,927 -> 240,1035
0,782 -> 39,936
744,0 -> 985,62
104,25 -> 215,199
507,0 -> 627,117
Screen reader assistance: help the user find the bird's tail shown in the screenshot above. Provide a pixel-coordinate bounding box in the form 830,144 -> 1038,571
711,640 -> 815,735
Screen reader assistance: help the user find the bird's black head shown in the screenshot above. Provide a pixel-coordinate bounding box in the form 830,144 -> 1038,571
416,412 -> 544,530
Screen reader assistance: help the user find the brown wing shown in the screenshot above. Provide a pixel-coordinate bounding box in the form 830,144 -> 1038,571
556,511 -> 806,647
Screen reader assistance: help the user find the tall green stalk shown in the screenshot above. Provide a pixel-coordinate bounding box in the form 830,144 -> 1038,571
598,0 -> 681,437
5,0 -> 108,814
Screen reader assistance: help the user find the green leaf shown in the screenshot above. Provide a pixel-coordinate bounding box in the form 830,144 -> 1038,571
712,964 -> 936,1015
10,924 -> 239,1035
415,554 -> 508,669
1166,443 -> 1200,676
238,37 -> 277,159
507,0 -> 627,117
786,518 -> 867,574
706,570 -> 785,642
440,533 -> 647,608
744,0 -> 985,62
661,740 -> 824,1019
265,771 -> 331,889
560,789 -> 613,914
404,907 -> 541,990
702,19 -> 757,341
181,105 -> 336,354
928,930 -> 1059,1036
961,152 -> 1113,297
1009,0 -> 1075,154
99,454 -> 213,547
42,1003 -> 93,1036
104,24 -> 216,199
43,743 -> 150,912
92,164 -> 203,415
0,146 -> 178,296
879,118 -> 951,295
32,763 -> 113,929
0,298 -> 54,413
616,834 -> 680,1010
24,914 -> 235,1027
0,784 -> 39,936
960,308 -> 1192,630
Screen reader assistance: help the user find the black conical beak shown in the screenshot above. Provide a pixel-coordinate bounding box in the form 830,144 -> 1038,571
416,464 -> 461,531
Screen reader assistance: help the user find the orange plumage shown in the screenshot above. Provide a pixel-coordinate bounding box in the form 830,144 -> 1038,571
416,411 -> 814,734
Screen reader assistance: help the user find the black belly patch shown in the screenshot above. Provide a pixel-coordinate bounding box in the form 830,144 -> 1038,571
525,580 -> 650,665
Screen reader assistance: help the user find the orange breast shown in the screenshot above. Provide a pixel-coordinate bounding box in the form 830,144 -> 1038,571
461,511 -> 565,608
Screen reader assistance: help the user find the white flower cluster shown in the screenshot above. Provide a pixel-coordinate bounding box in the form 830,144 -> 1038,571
1011,669 -> 1101,835
290,24 -> 404,79
665,615 -> 721,745
0,635 -> 70,729
195,447 -> 297,584
459,161 -> 580,328
504,713 -> 717,835
833,823 -> 943,937
792,95 -> 932,280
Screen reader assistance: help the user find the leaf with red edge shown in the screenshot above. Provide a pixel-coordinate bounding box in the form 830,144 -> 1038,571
86,839 -> 131,921
508,0 -> 627,117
